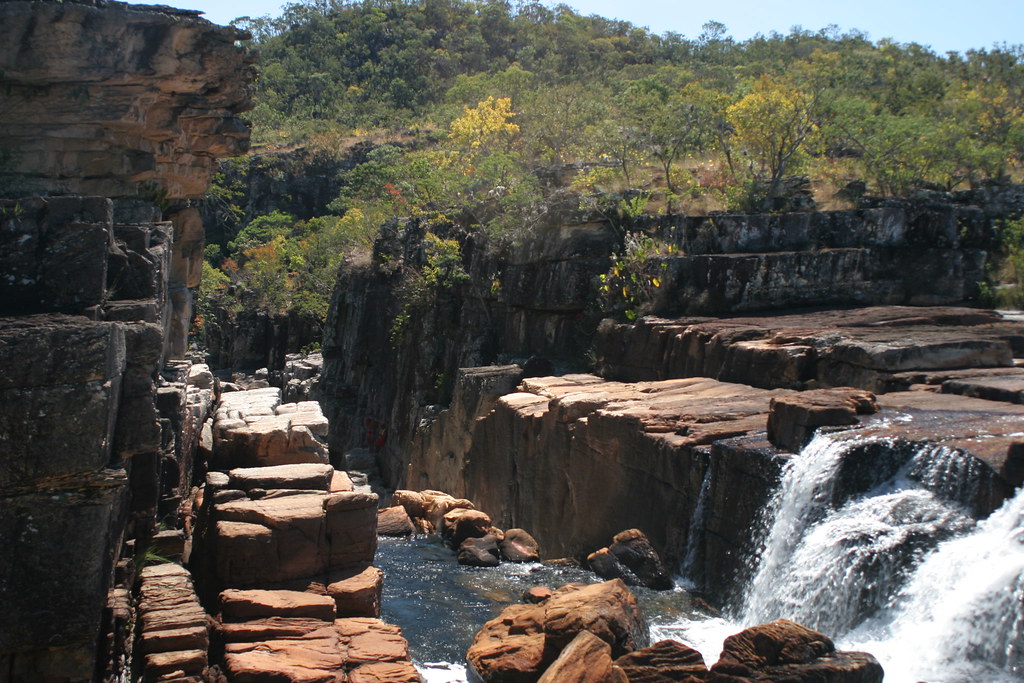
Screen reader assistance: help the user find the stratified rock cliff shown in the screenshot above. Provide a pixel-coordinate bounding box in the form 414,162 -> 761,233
0,2 -> 253,679
0,0 -> 253,200
321,192 -> 1024,601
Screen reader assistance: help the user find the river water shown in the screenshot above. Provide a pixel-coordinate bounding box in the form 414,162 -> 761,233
375,535 -> 714,682
377,430 -> 1024,682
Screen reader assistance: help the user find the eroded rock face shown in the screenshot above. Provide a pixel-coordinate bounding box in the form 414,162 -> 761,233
767,388 -> 878,452
0,0 -> 254,199
594,306 -> 1023,392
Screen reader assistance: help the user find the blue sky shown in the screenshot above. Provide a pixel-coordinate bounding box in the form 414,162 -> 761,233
160,0 -> 1022,55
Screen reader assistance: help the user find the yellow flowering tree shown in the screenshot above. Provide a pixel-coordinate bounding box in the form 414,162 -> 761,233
727,76 -> 821,209
448,96 -> 520,155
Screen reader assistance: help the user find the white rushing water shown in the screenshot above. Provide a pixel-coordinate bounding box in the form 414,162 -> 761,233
661,430 -> 1024,682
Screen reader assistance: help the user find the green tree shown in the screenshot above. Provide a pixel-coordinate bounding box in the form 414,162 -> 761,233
727,76 -> 822,208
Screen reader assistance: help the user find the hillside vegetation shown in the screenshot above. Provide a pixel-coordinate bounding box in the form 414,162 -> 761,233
195,0 -> 1024,341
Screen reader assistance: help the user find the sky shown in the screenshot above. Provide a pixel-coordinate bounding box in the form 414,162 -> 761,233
154,0 -> 1022,55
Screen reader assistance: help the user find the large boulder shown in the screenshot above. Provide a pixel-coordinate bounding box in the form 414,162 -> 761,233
377,506 -> 416,537
443,507 -> 493,548
501,529 -> 541,562
536,630 -> 625,683
458,535 -> 501,567
466,580 -> 647,682
588,529 -> 674,591
614,640 -> 707,682
710,619 -> 884,682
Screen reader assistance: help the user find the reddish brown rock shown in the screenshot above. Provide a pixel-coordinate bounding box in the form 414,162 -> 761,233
537,630 -> 616,683
467,580 -> 647,682
220,589 -> 337,622
442,507 -> 492,547
224,618 -> 417,683
331,470 -> 355,493
223,627 -> 346,683
212,390 -> 330,469
501,529 -> 540,562
614,639 -> 708,682
377,506 -> 416,537
709,619 -> 883,682
219,617 -> 329,643
347,661 -> 422,683
228,463 -> 334,493
327,567 -> 383,618
392,490 -> 429,519
523,586 -> 554,604
212,491 -> 377,587
767,388 -> 878,452
137,564 -> 209,682
542,580 -> 647,659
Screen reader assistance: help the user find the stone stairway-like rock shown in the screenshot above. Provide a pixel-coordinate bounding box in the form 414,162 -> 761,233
137,564 -> 209,683
184,387 -> 419,682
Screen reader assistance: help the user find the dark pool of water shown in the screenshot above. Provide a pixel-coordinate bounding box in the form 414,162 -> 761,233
375,535 -> 713,670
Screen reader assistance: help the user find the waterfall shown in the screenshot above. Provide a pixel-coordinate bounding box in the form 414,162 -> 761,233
680,465 -> 713,587
731,429 -> 1024,682
846,485 -> 1024,682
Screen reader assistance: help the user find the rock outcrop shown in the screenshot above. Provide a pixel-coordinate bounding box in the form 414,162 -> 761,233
710,619 -> 883,682
211,389 -> 330,469
137,564 -> 210,682
0,0 -> 253,199
0,1 -> 253,676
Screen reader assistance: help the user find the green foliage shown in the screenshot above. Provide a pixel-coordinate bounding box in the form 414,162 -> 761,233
598,232 -> 675,320
390,231 -> 469,343
228,210 -> 296,257
997,217 -> 1024,308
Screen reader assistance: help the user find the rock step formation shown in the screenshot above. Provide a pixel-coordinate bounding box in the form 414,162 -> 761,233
223,618 -> 420,683
211,388 -> 330,469
595,306 -> 1024,391
406,369 -> 1024,597
183,387 -> 419,682
137,563 -> 209,683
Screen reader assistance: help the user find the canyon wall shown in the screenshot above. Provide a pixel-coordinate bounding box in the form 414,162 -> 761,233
322,193 -> 1024,600
0,2 -> 252,678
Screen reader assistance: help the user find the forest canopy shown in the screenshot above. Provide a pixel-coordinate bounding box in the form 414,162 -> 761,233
195,0 -> 1024,330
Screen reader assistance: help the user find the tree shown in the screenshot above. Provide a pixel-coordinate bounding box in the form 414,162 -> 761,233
727,76 -> 821,209
448,96 -> 520,153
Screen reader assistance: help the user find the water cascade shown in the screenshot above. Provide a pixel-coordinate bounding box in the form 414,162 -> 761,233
665,429 -> 1024,683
